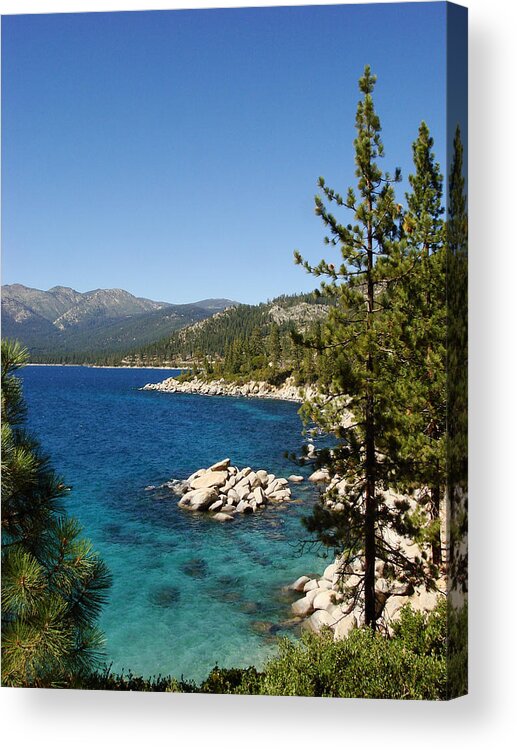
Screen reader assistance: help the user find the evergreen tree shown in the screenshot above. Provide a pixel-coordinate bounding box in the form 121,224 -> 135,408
295,67 -> 432,628
446,126 -> 468,596
384,122 -> 447,566
1,339 -> 111,687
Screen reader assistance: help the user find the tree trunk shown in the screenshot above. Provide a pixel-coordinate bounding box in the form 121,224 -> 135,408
430,483 -> 442,566
364,388 -> 377,629
364,205 -> 377,630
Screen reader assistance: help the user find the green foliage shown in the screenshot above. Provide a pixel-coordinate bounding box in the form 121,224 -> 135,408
295,66 -> 440,626
83,603 -> 453,700
1,338 -> 112,687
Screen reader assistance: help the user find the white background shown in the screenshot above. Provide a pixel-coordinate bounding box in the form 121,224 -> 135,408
0,1 -> 515,748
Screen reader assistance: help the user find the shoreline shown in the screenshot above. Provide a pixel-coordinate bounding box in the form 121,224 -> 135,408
26,363 -> 185,370
141,375 -> 318,403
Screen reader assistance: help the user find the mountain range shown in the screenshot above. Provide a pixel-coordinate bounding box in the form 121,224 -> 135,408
1,284 -> 237,360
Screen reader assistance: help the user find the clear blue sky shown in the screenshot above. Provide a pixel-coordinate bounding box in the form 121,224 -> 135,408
2,2 -> 449,304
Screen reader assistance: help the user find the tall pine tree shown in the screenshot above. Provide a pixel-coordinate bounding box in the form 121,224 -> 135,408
295,67 -> 427,628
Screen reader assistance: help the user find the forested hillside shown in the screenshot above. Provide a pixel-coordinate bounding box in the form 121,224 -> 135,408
123,292 -> 332,383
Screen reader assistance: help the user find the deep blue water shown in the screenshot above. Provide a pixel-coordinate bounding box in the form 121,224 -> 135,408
20,366 -> 325,682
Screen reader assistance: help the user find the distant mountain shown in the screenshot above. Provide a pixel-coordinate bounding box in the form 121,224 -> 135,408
1,284 -> 237,361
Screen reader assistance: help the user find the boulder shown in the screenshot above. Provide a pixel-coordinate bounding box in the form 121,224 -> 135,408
253,486 -> 266,505
291,594 -> 315,618
235,500 -> 253,514
264,479 -> 280,496
208,499 -> 224,512
208,458 -> 231,472
186,468 -> 206,484
188,488 -> 219,510
289,575 -> 311,592
235,482 -> 251,501
303,579 -> 319,593
256,469 -> 269,485
333,613 -> 357,641
308,469 -> 330,483
247,471 -> 261,489
288,475 -> 304,483
221,475 -> 237,493
383,595 -> 410,622
220,504 -> 236,514
317,579 -> 333,591
334,502 -> 345,512
312,589 -> 336,611
323,562 -> 338,582
268,490 -> 291,503
411,588 -> 441,612
212,512 -> 234,522
303,609 -> 336,634
227,489 -> 240,504
190,471 -> 228,490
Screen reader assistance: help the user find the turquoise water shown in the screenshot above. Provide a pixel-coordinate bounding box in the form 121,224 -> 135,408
20,366 -> 326,682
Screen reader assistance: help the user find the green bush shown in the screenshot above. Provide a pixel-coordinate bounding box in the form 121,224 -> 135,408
84,603 -> 454,699
257,603 -> 448,699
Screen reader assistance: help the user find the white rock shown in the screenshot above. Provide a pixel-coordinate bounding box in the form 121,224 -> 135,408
256,469 -> 269,485
323,562 -> 338,582
317,579 -> 333,591
188,488 -> 219,510
247,471 -> 261,489
208,499 -> 224,512
212,512 -> 234,522
190,470 -> 228,490
227,488 -> 240,504
333,613 -> 357,640
289,575 -> 311,592
288,475 -> 304,483
308,469 -> 330,483
383,595 -> 409,621
303,579 -> 319,593
186,468 -> 206,484
253,486 -> 266,505
268,490 -> 291,503
235,481 -> 251,500
313,590 -> 336,611
303,609 -> 336,634
207,458 -> 231,472
291,594 -> 315,617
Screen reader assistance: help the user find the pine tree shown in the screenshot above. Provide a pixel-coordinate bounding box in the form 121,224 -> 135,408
385,122 -> 447,567
295,66 -> 428,628
446,126 -> 468,596
1,339 -> 112,687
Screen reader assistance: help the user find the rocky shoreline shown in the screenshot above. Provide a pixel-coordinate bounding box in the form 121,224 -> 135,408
286,473 -> 447,638
141,375 -> 318,403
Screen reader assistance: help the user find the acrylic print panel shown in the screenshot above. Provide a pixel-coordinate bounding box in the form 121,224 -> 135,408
1,2 -> 467,699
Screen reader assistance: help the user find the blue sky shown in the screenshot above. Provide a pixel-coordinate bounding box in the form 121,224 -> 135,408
2,3 -> 449,304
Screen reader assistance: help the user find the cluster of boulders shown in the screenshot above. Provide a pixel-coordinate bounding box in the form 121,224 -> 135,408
173,458 -> 300,521
141,376 -> 317,403
288,555 -> 445,640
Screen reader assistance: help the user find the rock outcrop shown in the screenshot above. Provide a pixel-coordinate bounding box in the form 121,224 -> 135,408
173,459 -> 294,519
141,375 -> 319,403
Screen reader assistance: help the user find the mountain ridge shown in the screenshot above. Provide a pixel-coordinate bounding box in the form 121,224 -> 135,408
1,284 -> 238,360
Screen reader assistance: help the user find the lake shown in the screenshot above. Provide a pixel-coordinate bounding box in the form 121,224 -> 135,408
20,365 -> 327,682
